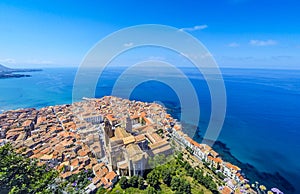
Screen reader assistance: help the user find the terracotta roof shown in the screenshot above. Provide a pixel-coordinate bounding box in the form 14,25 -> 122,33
174,125 -> 181,131
93,163 -> 103,172
59,161 -> 70,168
143,117 -> 152,125
126,144 -> 144,162
222,186 -> 232,194
201,144 -> 212,151
60,171 -> 72,179
106,114 -> 117,121
207,155 -> 213,161
185,136 -> 193,143
209,149 -> 219,158
71,158 -> 79,167
105,171 -> 117,182
92,176 -> 101,184
239,175 -> 245,181
22,120 -> 32,127
32,149 -> 41,154
226,163 -> 241,171
123,135 -> 135,145
90,158 -> 98,165
40,147 -> 51,154
190,140 -> 201,147
39,154 -> 53,160
100,177 -> 108,187
213,157 -> 223,163
134,134 -> 146,142
140,112 -> 146,117
146,132 -> 162,143
95,167 -> 108,178
77,149 -> 89,157
114,127 -> 130,139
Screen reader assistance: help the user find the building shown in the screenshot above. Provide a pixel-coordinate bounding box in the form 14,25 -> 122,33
83,114 -> 103,124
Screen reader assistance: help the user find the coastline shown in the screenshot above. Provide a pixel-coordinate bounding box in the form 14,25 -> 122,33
180,122 -> 295,194
0,96 -> 293,193
211,140 -> 295,193
0,73 -> 32,79
0,64 -> 42,79
0,67 -> 299,193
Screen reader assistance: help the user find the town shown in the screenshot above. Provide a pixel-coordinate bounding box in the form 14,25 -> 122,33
0,96 -> 273,194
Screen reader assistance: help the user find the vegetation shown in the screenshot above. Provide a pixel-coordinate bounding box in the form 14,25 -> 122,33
0,144 -> 219,194
146,171 -> 160,188
161,169 -> 172,186
110,153 -> 214,194
119,176 -> 129,189
186,146 -> 194,155
64,169 -> 95,192
148,154 -> 169,169
119,175 -> 145,190
96,187 -> 107,194
170,176 -> 191,194
0,143 -> 58,194
0,144 -> 99,194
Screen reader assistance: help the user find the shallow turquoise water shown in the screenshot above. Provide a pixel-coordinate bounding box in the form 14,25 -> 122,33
0,67 -> 299,193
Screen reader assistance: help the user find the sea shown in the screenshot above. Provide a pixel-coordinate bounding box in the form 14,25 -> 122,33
0,67 -> 299,193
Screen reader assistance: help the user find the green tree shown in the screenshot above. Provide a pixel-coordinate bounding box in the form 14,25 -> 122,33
197,189 -> 205,194
193,169 -> 204,180
170,177 -> 181,191
180,181 -> 191,194
162,170 -> 172,186
184,161 -> 192,171
171,176 -> 191,194
177,152 -> 183,161
146,186 -> 157,194
96,187 -> 106,194
146,171 -> 159,188
119,176 -> 128,189
187,167 -> 194,177
128,175 -> 139,188
0,144 -> 58,194
138,176 -> 145,190
185,146 -> 194,155
148,154 -> 166,169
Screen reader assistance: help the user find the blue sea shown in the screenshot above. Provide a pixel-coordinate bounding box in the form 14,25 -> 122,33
0,67 -> 299,193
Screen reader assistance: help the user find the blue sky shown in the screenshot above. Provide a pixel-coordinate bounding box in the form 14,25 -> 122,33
0,0 -> 300,69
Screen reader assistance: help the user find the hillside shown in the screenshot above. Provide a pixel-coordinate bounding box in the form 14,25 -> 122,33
0,64 -> 13,72
0,64 -> 42,79
0,64 -> 42,73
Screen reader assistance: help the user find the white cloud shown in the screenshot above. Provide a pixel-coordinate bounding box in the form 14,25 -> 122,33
249,39 -> 277,46
123,42 -> 134,47
179,25 -> 208,32
228,42 -> 240,47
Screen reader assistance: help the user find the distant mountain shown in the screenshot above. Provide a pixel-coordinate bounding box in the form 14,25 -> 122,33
0,64 -> 42,79
0,64 -> 42,73
0,64 -> 13,72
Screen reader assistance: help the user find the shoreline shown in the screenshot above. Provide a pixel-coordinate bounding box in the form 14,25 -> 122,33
172,119 -> 295,194
210,140 -> 295,193
0,97 -> 296,193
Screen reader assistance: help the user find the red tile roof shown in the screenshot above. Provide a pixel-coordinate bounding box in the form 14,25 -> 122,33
222,186 -> 232,194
